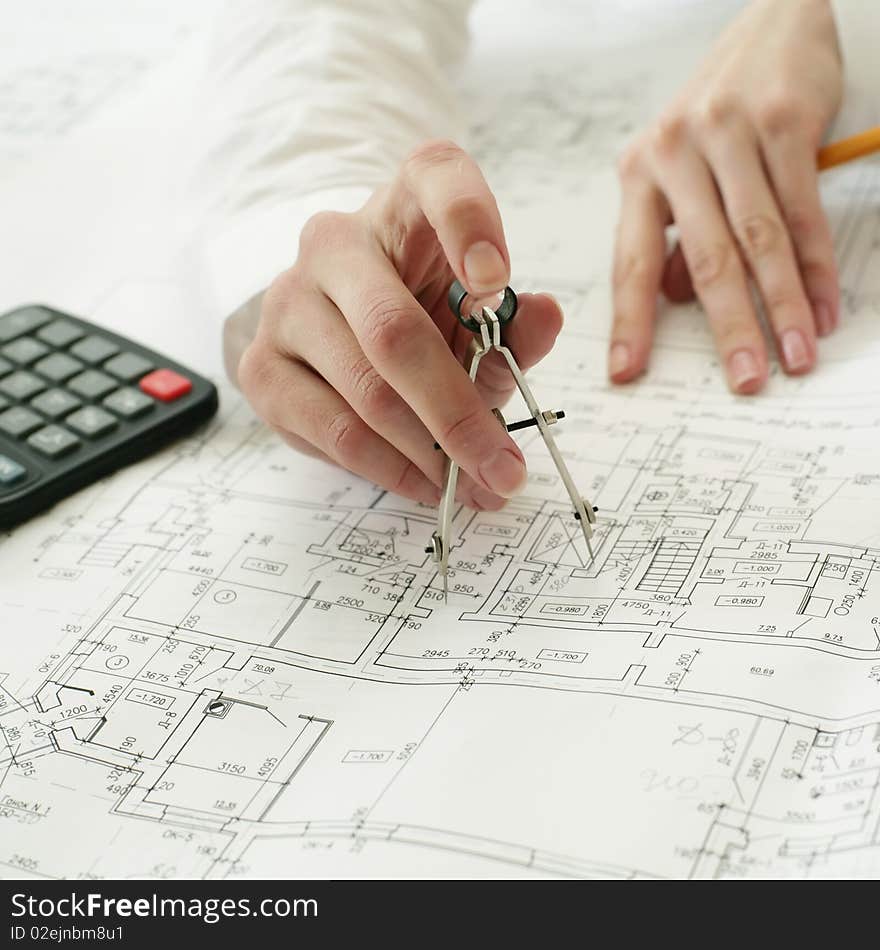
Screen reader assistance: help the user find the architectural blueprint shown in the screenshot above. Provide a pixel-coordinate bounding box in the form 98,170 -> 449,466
3,1 -> 880,879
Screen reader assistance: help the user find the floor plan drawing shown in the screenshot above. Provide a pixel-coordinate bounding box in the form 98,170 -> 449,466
4,0 -> 880,881
3,342 -> 880,880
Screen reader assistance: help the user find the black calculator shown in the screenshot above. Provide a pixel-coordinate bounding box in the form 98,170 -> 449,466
0,304 -> 218,530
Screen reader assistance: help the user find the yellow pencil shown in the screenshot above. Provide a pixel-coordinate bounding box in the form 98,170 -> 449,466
818,125 -> 880,171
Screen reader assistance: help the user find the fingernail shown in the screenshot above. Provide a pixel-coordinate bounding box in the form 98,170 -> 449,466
478,448 -> 527,498
781,328 -> 811,373
814,301 -> 836,337
469,486 -> 507,511
463,241 -> 507,294
728,349 -> 762,393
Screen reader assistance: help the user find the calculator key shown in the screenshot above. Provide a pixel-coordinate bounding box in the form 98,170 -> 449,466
103,351 -> 154,382
27,425 -> 80,458
0,308 -> 51,343
30,388 -> 81,419
103,387 -> 154,419
70,335 -> 120,364
0,454 -> 27,486
139,368 -> 192,402
0,356 -> 12,378
34,352 -> 84,382
0,406 -> 44,438
37,319 -> 85,348
67,369 -> 117,400
0,370 -> 46,400
2,337 -> 50,365
65,406 -> 117,439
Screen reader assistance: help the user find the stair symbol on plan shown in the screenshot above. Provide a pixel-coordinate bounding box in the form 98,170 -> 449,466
637,536 -> 703,595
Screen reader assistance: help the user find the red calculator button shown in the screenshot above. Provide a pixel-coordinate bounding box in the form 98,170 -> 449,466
139,369 -> 192,402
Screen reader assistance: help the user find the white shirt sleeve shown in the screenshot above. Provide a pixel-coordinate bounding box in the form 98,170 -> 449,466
190,0 -> 473,341
829,0 -> 880,137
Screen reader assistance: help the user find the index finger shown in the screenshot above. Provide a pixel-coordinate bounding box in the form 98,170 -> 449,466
396,139 -> 511,296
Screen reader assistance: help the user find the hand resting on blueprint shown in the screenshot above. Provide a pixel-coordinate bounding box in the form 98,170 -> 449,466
235,140 -> 563,510
609,0 -> 843,394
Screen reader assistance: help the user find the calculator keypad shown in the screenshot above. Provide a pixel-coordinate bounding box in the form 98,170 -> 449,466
30,388 -> 82,419
0,454 -> 26,484
27,425 -> 81,458
102,387 -> 154,418
66,406 -> 117,439
140,368 -> 192,402
0,371 -> 46,401
0,308 -> 51,342
0,306 -> 204,506
68,369 -> 117,400
71,335 -> 120,364
0,406 -> 44,438
104,352 -> 154,382
34,352 -> 84,382
36,320 -> 84,348
2,337 -> 50,365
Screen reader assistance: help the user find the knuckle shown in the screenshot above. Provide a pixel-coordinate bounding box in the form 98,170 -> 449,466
438,404 -> 487,456
780,206 -> 837,285
756,92 -> 805,137
650,111 -> 688,158
783,206 -> 822,244
390,459 -> 422,498
325,408 -> 367,462
349,356 -> 397,418
610,314 -> 642,342
717,323 -> 750,351
798,256 -> 836,288
613,252 -> 655,292
616,140 -> 645,180
711,313 -> 756,350
733,212 -> 783,258
261,268 -> 303,320
761,286 -> 803,315
359,295 -> 422,362
443,192 -> 493,232
297,210 -> 352,255
404,137 -> 464,174
236,342 -> 271,399
237,346 -> 292,428
693,93 -> 741,134
686,242 -> 732,290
